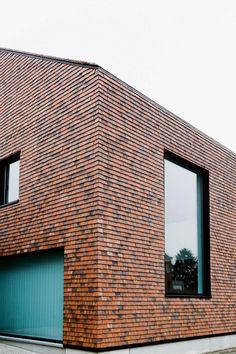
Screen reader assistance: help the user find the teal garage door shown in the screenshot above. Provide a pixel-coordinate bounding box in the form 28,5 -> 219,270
0,250 -> 64,341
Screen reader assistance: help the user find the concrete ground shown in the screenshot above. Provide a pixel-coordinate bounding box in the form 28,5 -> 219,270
0,343 -> 38,353
206,349 -> 236,354
0,343 -> 235,354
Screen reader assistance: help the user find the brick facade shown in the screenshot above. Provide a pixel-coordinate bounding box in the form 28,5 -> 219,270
0,48 -> 235,351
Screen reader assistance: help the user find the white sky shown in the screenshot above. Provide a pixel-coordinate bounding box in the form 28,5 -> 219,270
1,0 -> 236,153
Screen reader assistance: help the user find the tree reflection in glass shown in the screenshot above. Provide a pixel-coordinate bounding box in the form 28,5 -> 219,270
165,158 -> 203,294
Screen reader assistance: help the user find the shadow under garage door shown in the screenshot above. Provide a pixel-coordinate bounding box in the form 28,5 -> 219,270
0,249 -> 64,342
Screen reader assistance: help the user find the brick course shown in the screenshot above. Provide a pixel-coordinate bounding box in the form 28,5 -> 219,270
0,48 -> 235,350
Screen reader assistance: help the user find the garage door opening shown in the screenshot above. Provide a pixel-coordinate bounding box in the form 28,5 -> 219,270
0,249 -> 64,341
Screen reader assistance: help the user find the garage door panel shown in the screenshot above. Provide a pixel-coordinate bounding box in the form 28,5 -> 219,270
0,250 -> 64,341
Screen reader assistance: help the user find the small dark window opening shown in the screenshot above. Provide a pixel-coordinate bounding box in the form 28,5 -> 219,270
0,152 -> 20,206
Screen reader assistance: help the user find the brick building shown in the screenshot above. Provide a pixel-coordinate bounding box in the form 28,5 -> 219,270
0,48 -> 235,354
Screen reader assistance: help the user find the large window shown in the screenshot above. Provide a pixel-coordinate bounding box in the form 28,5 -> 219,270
0,152 -> 20,206
164,152 -> 210,296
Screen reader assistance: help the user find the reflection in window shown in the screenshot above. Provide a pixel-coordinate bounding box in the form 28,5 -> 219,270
8,160 -> 20,203
0,154 -> 20,206
165,156 -> 205,295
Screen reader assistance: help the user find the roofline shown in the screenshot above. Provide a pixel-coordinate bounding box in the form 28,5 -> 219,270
99,67 -> 236,157
0,47 -> 100,70
1,47 -> 235,156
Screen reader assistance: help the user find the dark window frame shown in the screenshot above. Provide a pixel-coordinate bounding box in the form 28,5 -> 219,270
0,152 -> 20,207
164,150 -> 211,298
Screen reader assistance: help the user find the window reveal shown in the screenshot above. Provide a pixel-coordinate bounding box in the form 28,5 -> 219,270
164,152 -> 210,296
0,153 -> 20,206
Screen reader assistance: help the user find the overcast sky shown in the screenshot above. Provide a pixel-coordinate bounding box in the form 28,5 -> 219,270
1,0 -> 236,153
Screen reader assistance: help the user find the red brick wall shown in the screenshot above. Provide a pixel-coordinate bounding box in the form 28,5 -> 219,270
95,69 -> 236,348
0,50 -> 101,348
0,49 -> 236,350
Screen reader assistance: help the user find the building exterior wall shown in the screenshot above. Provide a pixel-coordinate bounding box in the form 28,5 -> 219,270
0,50 -> 101,348
0,49 -> 236,351
95,70 -> 236,349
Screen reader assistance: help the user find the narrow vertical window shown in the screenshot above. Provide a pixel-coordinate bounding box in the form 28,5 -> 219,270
0,153 -> 20,206
164,152 -> 210,296
8,160 -> 20,203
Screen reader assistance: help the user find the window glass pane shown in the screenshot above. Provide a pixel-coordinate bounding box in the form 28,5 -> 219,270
8,160 -> 20,203
165,159 -> 203,294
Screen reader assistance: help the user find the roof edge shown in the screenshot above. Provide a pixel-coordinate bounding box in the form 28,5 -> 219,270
0,47 -> 100,69
98,66 -> 236,157
1,47 -> 235,156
